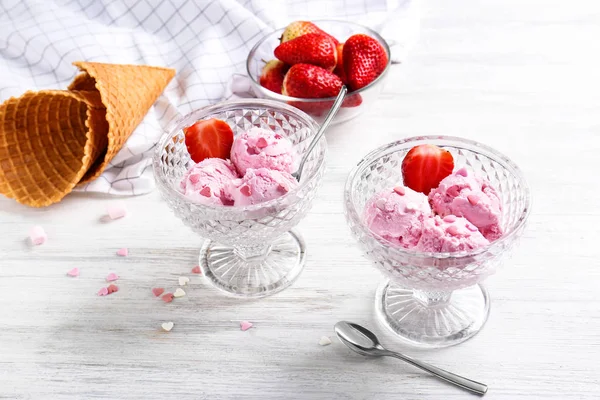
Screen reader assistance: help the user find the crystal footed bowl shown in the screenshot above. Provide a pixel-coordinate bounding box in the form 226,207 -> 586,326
246,20 -> 391,126
154,99 -> 326,298
344,136 -> 531,348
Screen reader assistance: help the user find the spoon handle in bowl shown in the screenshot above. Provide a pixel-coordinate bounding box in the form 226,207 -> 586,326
385,351 -> 488,396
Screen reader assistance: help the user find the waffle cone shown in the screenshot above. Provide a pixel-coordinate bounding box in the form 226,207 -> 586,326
0,90 -> 108,207
69,62 -> 175,183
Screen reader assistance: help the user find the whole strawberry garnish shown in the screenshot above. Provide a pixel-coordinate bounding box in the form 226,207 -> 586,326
332,43 -> 347,83
275,33 -> 337,71
343,34 -> 388,91
401,144 -> 454,194
282,64 -> 343,98
280,21 -> 339,45
184,119 -> 234,163
259,60 -> 288,94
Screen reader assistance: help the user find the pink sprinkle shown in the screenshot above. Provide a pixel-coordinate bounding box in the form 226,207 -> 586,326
393,186 -> 406,196
107,284 -> 119,294
107,203 -> 127,220
162,293 -> 174,303
446,225 -> 461,236
375,198 -> 387,211
240,185 -> 252,197
277,184 -> 289,193
274,134 -> 283,139
443,215 -> 457,223
466,224 -> 479,232
29,226 -> 47,246
152,287 -> 165,297
116,248 -> 128,257
199,186 -> 212,197
256,137 -> 269,149
467,194 -> 480,205
106,272 -> 119,282
189,174 -> 200,184
456,167 -> 468,177
240,321 -> 253,331
191,266 -> 201,274
67,268 -> 80,277
97,287 -> 109,296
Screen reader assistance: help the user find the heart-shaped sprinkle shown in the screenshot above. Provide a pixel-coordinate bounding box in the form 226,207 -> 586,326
191,266 -> 201,274
277,184 -> 289,193
319,336 -> 332,346
152,287 -> 165,297
97,287 -> 109,296
240,321 -> 253,331
107,204 -> 127,220
443,215 -> 457,223
467,194 -> 480,206
199,186 -> 212,197
107,284 -> 119,294
173,288 -> 186,298
67,268 -> 80,277
178,276 -> 190,286
456,167 -> 468,177
375,198 -> 387,211
240,185 -> 252,197
393,186 -> 406,196
161,322 -> 174,332
106,272 -> 119,282
116,248 -> 128,257
162,293 -> 174,303
255,137 -> 269,149
189,174 -> 200,184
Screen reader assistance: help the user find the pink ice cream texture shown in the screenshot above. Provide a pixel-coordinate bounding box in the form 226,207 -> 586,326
179,158 -> 238,206
416,215 -> 489,253
230,127 -> 297,176
428,167 -> 503,241
363,185 -> 432,249
230,167 -> 298,206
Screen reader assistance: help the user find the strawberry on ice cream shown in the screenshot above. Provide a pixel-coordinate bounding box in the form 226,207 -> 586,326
179,158 -> 237,206
230,168 -> 298,206
428,167 -> 503,241
363,186 -> 432,249
230,127 -> 297,176
416,215 -> 489,253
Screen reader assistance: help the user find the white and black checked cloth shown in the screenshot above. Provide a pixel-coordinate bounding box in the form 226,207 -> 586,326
0,0 -> 420,196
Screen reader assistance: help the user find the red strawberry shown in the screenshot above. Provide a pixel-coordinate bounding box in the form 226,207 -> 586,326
184,119 -> 234,163
287,100 -> 332,117
282,63 -> 343,98
332,43 -> 347,83
280,21 -> 339,45
343,34 -> 388,91
259,60 -> 288,94
341,92 -> 362,108
401,145 -> 455,194
275,33 -> 337,71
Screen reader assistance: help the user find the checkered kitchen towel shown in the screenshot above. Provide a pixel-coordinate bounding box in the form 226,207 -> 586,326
0,0 -> 420,196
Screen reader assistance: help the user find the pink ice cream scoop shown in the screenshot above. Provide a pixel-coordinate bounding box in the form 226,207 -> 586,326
230,127 -> 297,176
179,158 -> 238,206
416,215 -> 489,252
429,167 -> 503,241
230,167 -> 298,206
363,185 -> 433,249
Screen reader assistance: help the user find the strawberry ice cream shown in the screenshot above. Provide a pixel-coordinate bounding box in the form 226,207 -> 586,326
179,158 -> 237,206
363,186 -> 432,248
416,215 -> 489,253
230,168 -> 298,206
230,127 -> 297,175
428,167 -> 503,241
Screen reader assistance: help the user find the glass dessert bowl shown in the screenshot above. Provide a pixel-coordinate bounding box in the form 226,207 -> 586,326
246,20 -> 391,125
344,136 -> 530,348
153,99 -> 326,298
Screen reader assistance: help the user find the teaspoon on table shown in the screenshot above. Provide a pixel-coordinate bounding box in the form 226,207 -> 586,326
334,321 -> 488,396
291,86 -> 347,182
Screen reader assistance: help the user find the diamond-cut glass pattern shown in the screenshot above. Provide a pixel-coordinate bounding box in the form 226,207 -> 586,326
344,136 -> 531,291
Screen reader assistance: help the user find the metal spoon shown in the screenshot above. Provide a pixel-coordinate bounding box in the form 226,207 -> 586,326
334,321 -> 488,396
291,86 -> 347,182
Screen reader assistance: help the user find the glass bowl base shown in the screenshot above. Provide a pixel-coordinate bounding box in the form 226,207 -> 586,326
199,230 -> 306,298
375,280 -> 491,348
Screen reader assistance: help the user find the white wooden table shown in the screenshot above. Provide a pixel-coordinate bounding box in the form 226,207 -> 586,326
2,0 -> 600,398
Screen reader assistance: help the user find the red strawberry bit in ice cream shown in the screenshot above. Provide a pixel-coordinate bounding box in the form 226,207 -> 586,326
417,216 -> 489,252
363,186 -> 432,248
230,127 -> 297,175
429,170 -> 503,241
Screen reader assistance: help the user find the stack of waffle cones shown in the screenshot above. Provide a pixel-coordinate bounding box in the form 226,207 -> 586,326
0,61 -> 175,207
